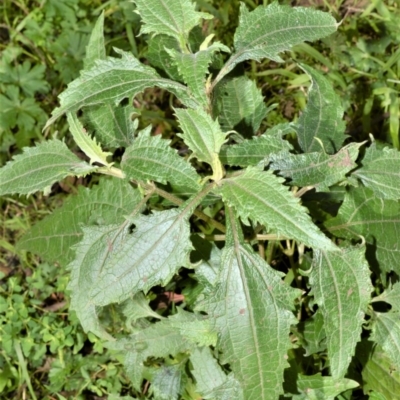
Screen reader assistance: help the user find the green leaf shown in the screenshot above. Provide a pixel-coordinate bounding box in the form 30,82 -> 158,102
121,293 -> 162,326
0,139 -> 96,196
353,143 -> 400,200
199,207 -> 300,399
45,49 -> 198,128
150,365 -> 182,400
83,11 -> 106,70
218,167 -> 337,250
219,123 -> 293,167
175,108 -> 227,180
309,247 -> 372,378
134,0 -> 212,49
295,64 -> 346,154
121,128 -> 201,191
18,179 -> 142,266
217,3 -> 337,81
201,375 -> 244,400
326,187 -> 400,275
213,76 -> 268,136
295,310 -> 326,356
372,282 -> 400,311
270,143 -> 362,191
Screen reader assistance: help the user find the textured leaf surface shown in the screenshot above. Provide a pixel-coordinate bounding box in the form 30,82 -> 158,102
219,3 -> 337,78
18,179 -> 141,266
219,123 -> 293,167
200,208 -> 300,399
295,64 -> 346,154
213,76 -> 268,136
270,143 -> 361,191
295,310 -> 326,356
327,187 -> 400,275
175,108 -> 227,180
0,139 -> 95,196
218,167 -> 337,250
353,143 -> 400,200
46,50 -> 198,127
150,365 -> 182,400
83,11 -> 106,70
121,128 -> 201,191
372,282 -> 400,311
309,247 -> 372,378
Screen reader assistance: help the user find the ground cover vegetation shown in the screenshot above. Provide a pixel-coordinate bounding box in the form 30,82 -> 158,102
1,0 -> 400,399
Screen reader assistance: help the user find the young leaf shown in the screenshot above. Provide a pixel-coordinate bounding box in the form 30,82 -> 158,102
134,0 -> 212,49
270,142 -> 362,191
67,113 -> 112,167
199,207 -> 301,399
353,143 -> 400,200
326,187 -> 400,275
219,123 -> 293,167
295,64 -> 346,154
83,11 -> 106,70
310,247 -> 372,378
121,128 -> 201,191
218,167 -> 337,251
175,108 -> 227,180
372,282 -> 400,311
0,139 -> 96,196
45,50 -> 198,128
18,179 -> 142,267
295,310 -> 326,356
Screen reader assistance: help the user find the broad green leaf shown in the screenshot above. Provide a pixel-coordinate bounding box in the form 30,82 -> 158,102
219,123 -> 293,167
121,128 -> 201,191
121,293 -> 162,327
270,143 -> 362,191
295,310 -> 326,356
353,143 -> 400,200
200,207 -> 300,399
150,365 -> 182,400
45,50 -> 198,128
213,76 -> 268,136
175,108 -> 227,180
134,0 -> 212,49
326,187 -> 400,275
217,3 -> 337,81
371,311 -> 400,370
372,282 -> 400,311
309,247 -> 372,378
18,179 -> 141,267
202,375 -> 244,400
83,11 -> 106,70
292,374 -> 359,400
0,139 -> 96,196
218,167 -> 337,251
67,113 -> 112,167
295,64 -> 346,154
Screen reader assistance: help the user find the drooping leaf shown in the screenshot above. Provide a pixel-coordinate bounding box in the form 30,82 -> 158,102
18,179 -> 142,267
213,76 -> 268,136
45,49 -> 198,128
217,3 -> 337,80
121,127 -> 201,191
219,123 -> 293,167
218,167 -> 337,250
326,187 -> 400,275
295,64 -> 346,154
353,143 -> 400,200
199,207 -> 301,399
372,282 -> 400,311
309,247 -> 372,378
0,139 -> 96,196
270,142 -> 362,191
83,11 -> 106,70
150,365 -> 183,400
175,108 -> 227,180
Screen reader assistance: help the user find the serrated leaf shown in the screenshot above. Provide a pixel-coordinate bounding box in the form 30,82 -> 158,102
213,76 -> 268,136
199,207 -> 300,399
309,247 -> 372,378
175,108 -> 227,180
218,167 -> 337,250
18,179 -> 141,267
295,310 -> 326,356
295,64 -> 346,154
45,50 -> 198,128
353,143 -> 400,200
219,123 -> 293,167
84,11 -> 106,70
121,293 -> 162,327
67,113 -> 112,167
218,3 -> 337,80
0,139 -> 96,196
121,128 -> 201,191
202,375 -> 244,400
371,311 -> 400,370
134,0 -> 212,49
270,143 -> 362,191
150,365 -> 182,400
326,187 -> 400,275
372,282 -> 400,311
